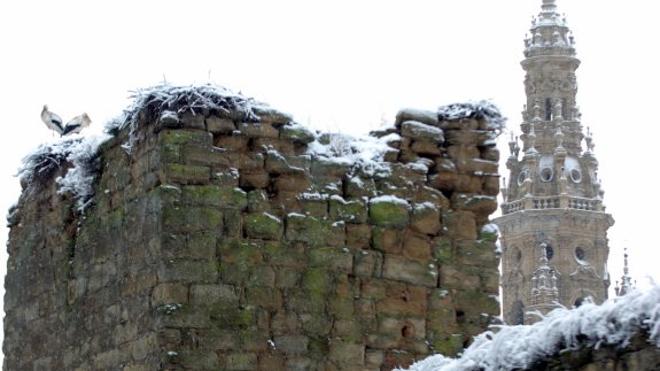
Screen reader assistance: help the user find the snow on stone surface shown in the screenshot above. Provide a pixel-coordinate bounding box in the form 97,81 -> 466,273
400,285 -> 660,371
369,195 -> 411,206
107,83 -> 265,134
437,101 -> 506,132
306,132 -> 394,177
19,134 -> 111,211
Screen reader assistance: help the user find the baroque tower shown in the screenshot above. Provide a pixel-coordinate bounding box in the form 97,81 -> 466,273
495,0 -> 614,325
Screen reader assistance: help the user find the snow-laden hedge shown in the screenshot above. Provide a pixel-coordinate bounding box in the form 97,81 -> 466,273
402,285 -> 660,371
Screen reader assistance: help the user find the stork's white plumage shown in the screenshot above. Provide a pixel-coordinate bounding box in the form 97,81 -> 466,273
41,105 -> 64,135
62,113 -> 92,136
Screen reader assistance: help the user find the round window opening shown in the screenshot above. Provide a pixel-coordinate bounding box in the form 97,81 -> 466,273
540,167 -> 554,182
575,247 -> 586,261
570,169 -> 582,183
517,170 -> 529,186
545,244 -> 554,260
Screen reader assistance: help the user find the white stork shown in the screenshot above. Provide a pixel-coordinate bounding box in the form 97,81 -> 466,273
40,105 -> 64,136
62,113 -> 92,136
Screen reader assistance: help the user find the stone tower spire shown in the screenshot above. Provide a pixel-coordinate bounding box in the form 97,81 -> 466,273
615,248 -> 635,296
496,0 -> 614,325
529,242 -> 560,313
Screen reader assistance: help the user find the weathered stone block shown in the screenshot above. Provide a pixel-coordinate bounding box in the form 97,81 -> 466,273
244,212 -> 283,240
162,163 -> 210,184
224,353 -> 257,371
280,123 -> 315,144
151,283 -> 188,306
368,197 -> 411,228
451,193 -> 498,215
309,247 -> 353,273
206,116 -> 236,134
238,122 -> 279,138
328,342 -> 365,365
372,227 -> 403,254
346,224 -> 371,249
411,203 -> 442,235
401,121 -> 444,143
190,284 -> 238,305
160,129 -> 213,147
215,135 -> 249,151
354,250 -> 383,278
162,206 -> 223,233
403,232 -> 433,262
329,196 -> 368,224
239,171 -> 270,189
286,213 -> 340,247
274,335 -> 309,355
444,210 -> 477,240
382,255 -> 437,287
395,108 -> 439,128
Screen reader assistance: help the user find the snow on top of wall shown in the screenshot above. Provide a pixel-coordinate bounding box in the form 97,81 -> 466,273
401,285 -> 660,371
437,101 -> 506,132
107,83 -> 264,134
18,133 -> 111,211
306,132 -> 398,177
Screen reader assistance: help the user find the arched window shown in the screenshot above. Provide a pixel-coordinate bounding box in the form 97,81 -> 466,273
545,243 -> 554,260
545,98 -> 552,120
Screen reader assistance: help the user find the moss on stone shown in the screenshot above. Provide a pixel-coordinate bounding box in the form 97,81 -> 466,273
163,163 -> 210,184
329,197 -> 367,224
162,206 -> 223,233
209,304 -> 256,329
368,199 -> 410,228
286,214 -> 334,247
309,247 -> 353,273
432,334 -> 464,357
218,187 -> 248,210
160,129 -> 212,147
433,238 -> 453,264
244,212 -> 282,240
181,185 -> 223,207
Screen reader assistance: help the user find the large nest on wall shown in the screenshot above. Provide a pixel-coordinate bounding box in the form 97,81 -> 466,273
18,138 -> 83,186
106,83 -> 264,136
18,136 -> 107,210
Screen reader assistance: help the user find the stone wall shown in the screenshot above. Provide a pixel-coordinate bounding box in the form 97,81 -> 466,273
532,332 -> 660,371
4,86 -> 502,370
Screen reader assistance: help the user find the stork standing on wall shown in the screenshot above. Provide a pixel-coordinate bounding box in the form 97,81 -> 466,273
62,113 -> 92,135
40,105 -> 92,136
41,105 -> 64,136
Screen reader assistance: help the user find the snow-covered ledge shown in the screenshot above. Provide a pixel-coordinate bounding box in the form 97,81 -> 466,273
402,286 -> 660,370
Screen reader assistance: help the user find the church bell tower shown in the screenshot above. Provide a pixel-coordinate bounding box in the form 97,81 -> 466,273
495,0 -> 614,325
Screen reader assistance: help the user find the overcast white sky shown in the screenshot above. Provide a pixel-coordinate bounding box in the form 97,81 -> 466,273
0,0 -> 658,347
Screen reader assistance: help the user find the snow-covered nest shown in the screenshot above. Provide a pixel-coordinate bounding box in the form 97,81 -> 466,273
18,135 -> 110,211
307,132 -> 400,177
438,101 -> 506,132
106,83 -> 263,135
402,285 -> 660,371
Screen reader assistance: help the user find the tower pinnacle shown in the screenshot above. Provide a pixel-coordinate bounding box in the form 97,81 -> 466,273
615,248 -> 635,296
542,0 -> 558,13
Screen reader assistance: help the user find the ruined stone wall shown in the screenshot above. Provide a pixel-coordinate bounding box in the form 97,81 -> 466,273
4,88 -> 502,370
531,332 -> 660,371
